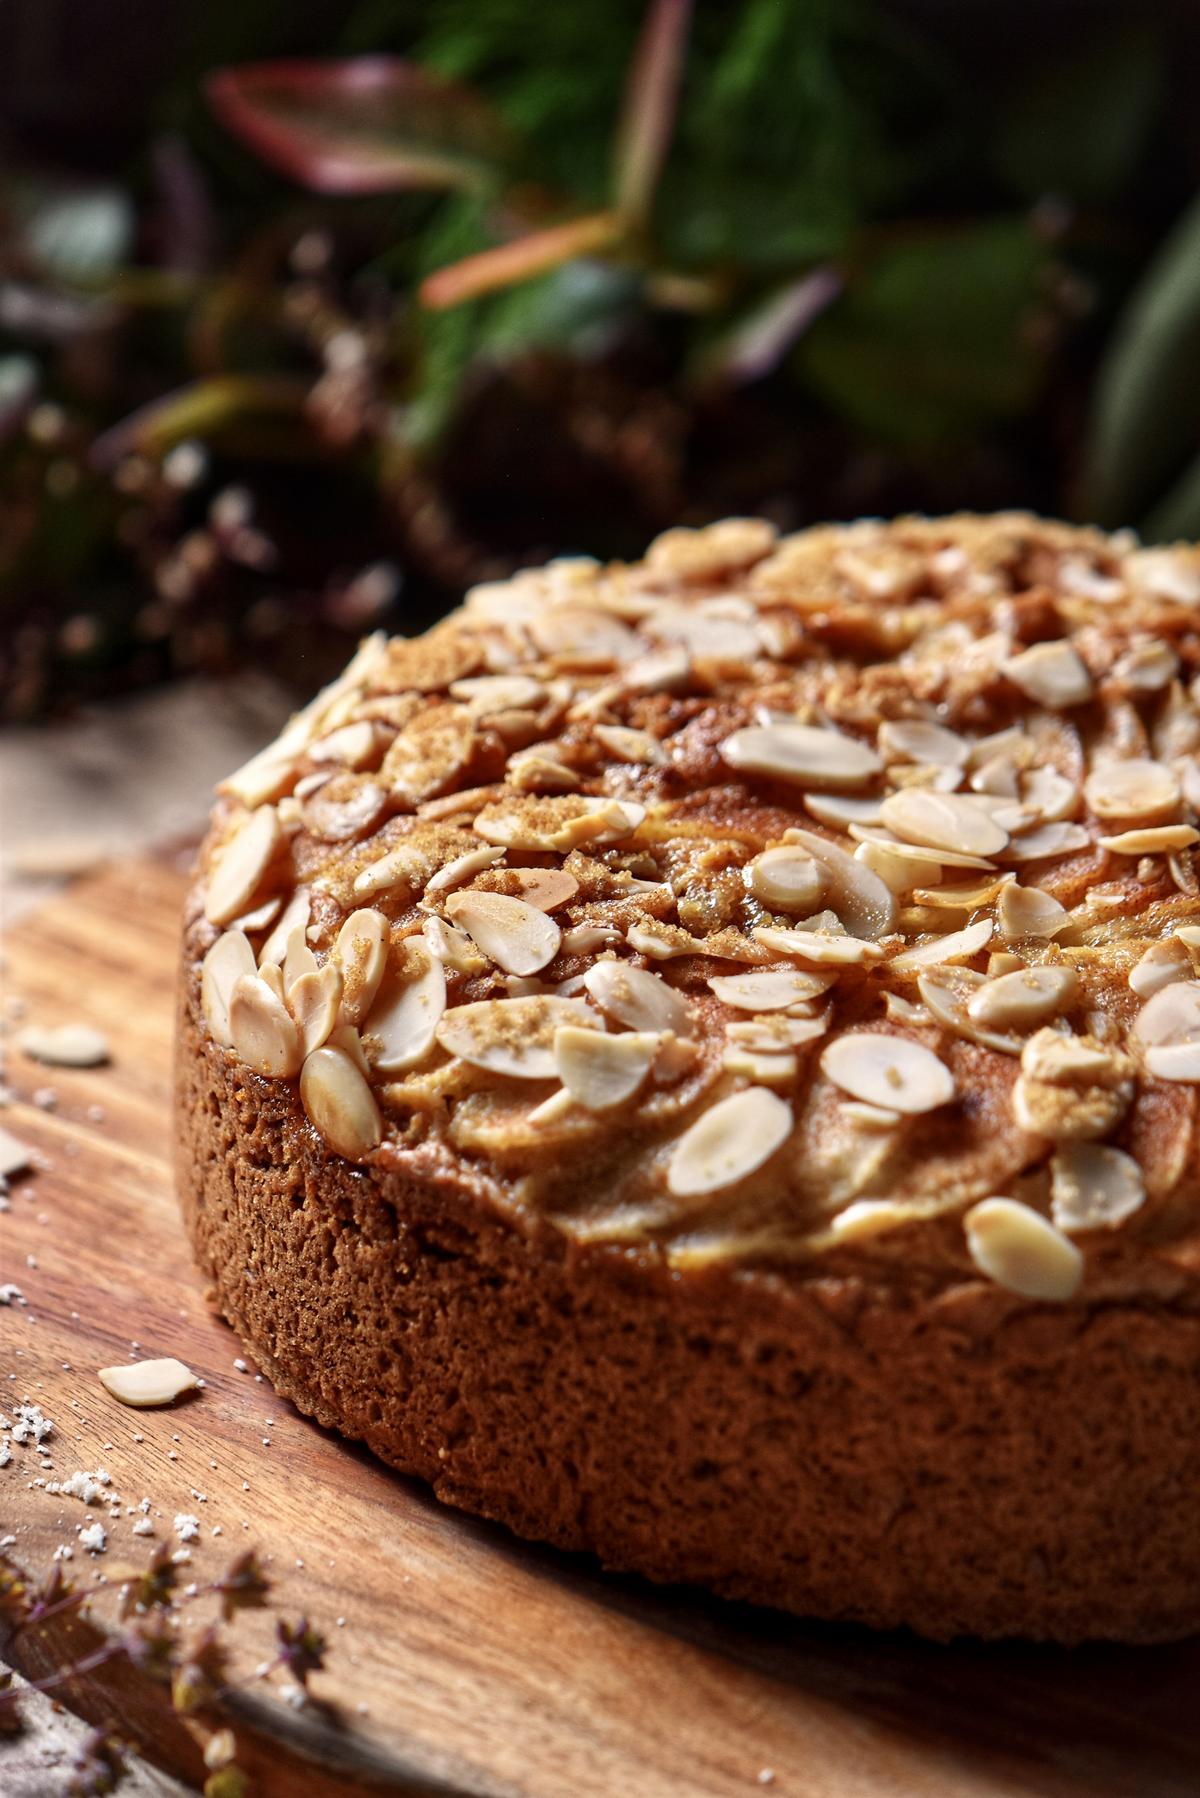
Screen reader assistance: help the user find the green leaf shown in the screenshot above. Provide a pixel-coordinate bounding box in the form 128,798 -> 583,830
796,219 -> 1047,447
994,24 -> 1162,205
1082,193 -> 1200,527
1141,449 -> 1200,544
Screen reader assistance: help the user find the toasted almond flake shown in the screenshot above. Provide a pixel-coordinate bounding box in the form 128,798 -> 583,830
1129,938 -> 1193,998
646,516 -> 777,576
228,895 -> 283,934
0,1126 -> 32,1177
334,908 -> 389,1024
854,839 -> 932,895
720,722 -> 882,790
259,960 -> 286,1003
967,724 -> 1026,768
754,926 -> 883,966
425,846 -> 504,894
362,939 -> 446,1073
449,674 -> 545,712
970,794 -> 1040,834
259,889 -> 310,966
709,968 -> 834,1012
880,789 -> 1009,858
1114,639 -> 1182,688
964,1198 -> 1082,1300
228,973 -> 304,1079
300,1045 -> 382,1161
820,1032 -> 955,1114
582,960 -> 692,1034
1021,1028 -> 1126,1083
445,889 -> 561,976
722,1046 -> 797,1083
884,990 -> 932,1025
421,913 -> 487,974
563,924 -> 624,955
283,925 -> 318,994
201,931 -> 257,1047
780,827 -> 897,938
474,794 -> 644,852
966,965 -> 1077,1031
1144,1041 -> 1200,1082
626,920 -> 710,960
970,754 -> 1020,799
16,1022 -> 110,1067
917,969 -> 1022,1056
204,806 -> 281,926
218,743 -> 297,809
288,962 -> 343,1057
310,720 -> 382,769
1084,758 -> 1180,823
889,918 -> 993,973
877,718 -> 969,767
1003,641 -> 1094,709
508,750 -> 581,794
98,1358 -> 200,1408
528,606 -> 639,667
1099,823 -> 1199,855
594,723 -> 666,766
1051,1144 -> 1145,1232
621,645 -> 692,693
997,821 -> 1091,863
830,1199 -> 913,1240
502,868 -> 580,912
725,1013 -> 830,1050
849,825 -> 996,871
554,1027 -> 659,1110
912,873 -> 1015,909
437,995 -> 597,1079
839,1100 -> 902,1130
667,1087 -> 792,1198
744,847 -> 826,913
803,793 -> 885,829
1135,980 -> 1200,1046
996,883 -> 1070,940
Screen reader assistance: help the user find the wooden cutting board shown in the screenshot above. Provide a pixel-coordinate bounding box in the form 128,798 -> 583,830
3,857 -> 1200,1798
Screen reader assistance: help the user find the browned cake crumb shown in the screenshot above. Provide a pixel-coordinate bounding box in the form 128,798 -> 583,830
176,512 -> 1200,1641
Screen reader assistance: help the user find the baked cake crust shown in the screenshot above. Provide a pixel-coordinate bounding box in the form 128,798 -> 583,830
175,512 -> 1200,1641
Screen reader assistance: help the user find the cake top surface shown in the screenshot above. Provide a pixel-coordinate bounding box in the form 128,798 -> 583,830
192,512 -> 1200,1301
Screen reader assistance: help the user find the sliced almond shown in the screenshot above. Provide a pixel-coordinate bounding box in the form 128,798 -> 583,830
502,867 -> 579,912
436,995 -> 597,1079
582,960 -> 692,1034
744,846 -> 827,914
877,718 -> 969,767
839,1100 -> 902,1130
450,674 -> 546,712
722,1046 -> 797,1083
720,722 -> 882,790
508,750 -> 581,794
445,889 -> 562,976
288,961 -> 343,1057
912,873 -> 1014,910
850,825 -> 996,872
259,888 -> 310,966
98,1358 -> 200,1408
310,720 -> 382,769
1002,641 -> 1094,709
725,1013 -> 830,1051
820,1032 -> 954,1114
1129,938 -> 1193,998
354,844 -> 428,900
854,838 -> 933,895
300,1045 -> 382,1161
753,926 -> 883,966
554,1027 -> 659,1110
421,913 -> 488,975
889,918 -> 993,973
1051,1144 -> 1145,1232
997,821 -> 1091,864
204,806 -> 281,926
228,973 -> 304,1078
971,753 -> 1020,799
16,1022 -> 111,1068
0,1126 -> 33,1177
709,968 -> 834,1012
1144,1041 -> 1200,1082
667,1087 -> 792,1198
1099,823 -> 1199,855
228,895 -> 282,934
917,968 -> 1022,1056
1083,758 -> 1180,823
334,908 -> 389,1024
283,925 -> 318,994
425,846 -> 505,894
780,827 -> 896,937
830,1199 -> 914,1241
474,794 -> 644,852
880,789 -> 1009,858
964,1197 -> 1083,1300
996,883 -> 1070,940
594,723 -> 667,766
1020,767 -> 1079,823
803,793 -> 885,829
362,939 -> 446,1073
966,965 -> 1077,1032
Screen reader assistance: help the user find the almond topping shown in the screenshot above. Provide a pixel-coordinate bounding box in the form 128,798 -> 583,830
966,965 -> 1077,1031
996,883 -> 1070,940
283,924 -> 317,993
964,1197 -> 1082,1300
593,723 -> 667,766
362,939 -> 446,1073
780,827 -> 897,937
445,889 -> 562,976
722,1046 -> 797,1083
1098,824 -> 1199,855
720,722 -> 882,790
1129,938 -> 1193,998
300,1045 -> 382,1161
98,1358 -> 200,1408
1083,758 -> 1180,822
877,718 -> 969,767
501,868 -> 579,912
1133,979 -> 1200,1048
803,793 -> 885,829
1002,641 -> 1094,709
288,962 -> 343,1057
709,968 -> 835,1012
997,820 -> 1091,862
1021,767 -> 1078,822
582,961 -> 692,1034
880,789 -> 1009,858
259,888 -> 310,966
820,1032 -> 955,1114
1050,1144 -> 1145,1232
889,918 -> 993,973
744,846 -> 827,913
436,995 -> 597,1079
204,805 -> 281,926
667,1087 -> 792,1198
228,973 -> 304,1078
753,926 -> 883,966
425,846 -> 505,894
334,908 -> 389,1024
554,1027 -> 659,1110
474,794 -> 644,852
201,930 -> 257,1046
1144,1041 -> 1200,1082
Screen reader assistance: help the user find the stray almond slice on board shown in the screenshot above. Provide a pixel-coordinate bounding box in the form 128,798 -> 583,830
446,889 -> 562,976
667,1087 -> 792,1198
228,973 -> 304,1079
1002,641 -> 1094,710
554,1027 -> 659,1110
99,1358 -> 199,1408
16,1022 -> 110,1067
880,790 -> 1009,858
964,1197 -> 1083,1301
1051,1144 -> 1145,1232
301,1045 -> 382,1161
583,960 -> 692,1034
204,805 -> 282,927
0,1125 -> 33,1177
720,722 -> 882,790
821,1032 -> 955,1115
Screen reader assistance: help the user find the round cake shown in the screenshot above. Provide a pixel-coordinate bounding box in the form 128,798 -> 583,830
176,512 -> 1200,1643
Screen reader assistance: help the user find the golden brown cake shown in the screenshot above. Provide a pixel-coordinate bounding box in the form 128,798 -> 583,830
175,512 -> 1200,1642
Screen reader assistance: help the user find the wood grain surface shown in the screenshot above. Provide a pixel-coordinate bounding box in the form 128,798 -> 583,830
2,858 -> 1200,1798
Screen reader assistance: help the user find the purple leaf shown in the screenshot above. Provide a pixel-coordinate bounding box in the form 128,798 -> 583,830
612,0 -> 693,232
697,268 -> 843,388
206,58 -> 507,196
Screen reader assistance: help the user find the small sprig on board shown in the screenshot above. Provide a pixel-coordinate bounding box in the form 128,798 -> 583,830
0,1543 -> 328,1796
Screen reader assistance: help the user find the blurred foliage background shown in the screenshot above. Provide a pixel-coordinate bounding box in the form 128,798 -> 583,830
2,0 -> 1199,719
